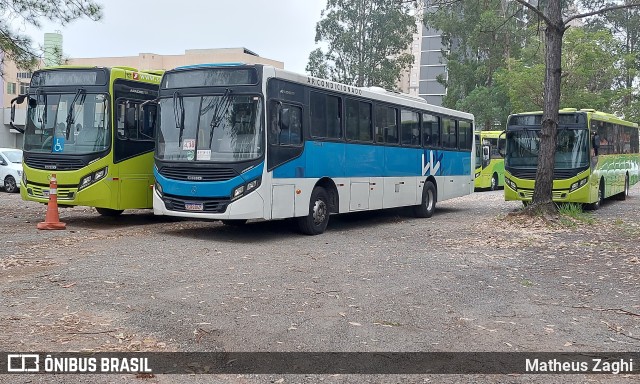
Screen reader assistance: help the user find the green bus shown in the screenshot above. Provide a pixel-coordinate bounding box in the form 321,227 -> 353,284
14,66 -> 162,216
474,129 -> 505,190
503,108 -> 640,209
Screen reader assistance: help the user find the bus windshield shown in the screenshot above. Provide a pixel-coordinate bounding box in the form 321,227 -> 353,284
23,92 -> 110,154
506,128 -> 589,169
156,94 -> 264,162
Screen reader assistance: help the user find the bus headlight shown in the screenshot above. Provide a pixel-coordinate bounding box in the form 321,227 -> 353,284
231,178 -> 261,200
78,166 -> 108,191
570,177 -> 588,192
504,177 -> 517,191
155,181 -> 163,197
233,185 -> 245,199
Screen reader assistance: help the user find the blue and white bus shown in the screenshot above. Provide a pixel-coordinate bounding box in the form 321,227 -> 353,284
153,64 -> 475,234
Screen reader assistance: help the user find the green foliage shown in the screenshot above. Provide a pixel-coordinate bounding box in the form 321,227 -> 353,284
495,27 -> 619,112
306,0 -> 416,90
0,0 -> 102,74
557,202 -> 594,225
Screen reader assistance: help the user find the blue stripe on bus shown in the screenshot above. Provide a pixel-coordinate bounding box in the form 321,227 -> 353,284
273,141 -> 471,179
155,163 -> 264,198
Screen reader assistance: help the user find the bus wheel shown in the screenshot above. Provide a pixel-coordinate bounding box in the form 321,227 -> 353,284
221,219 -> 247,226
490,174 -> 498,191
4,176 -> 18,193
413,181 -> 436,218
297,187 -> 329,235
589,181 -> 604,210
95,207 -> 124,217
616,174 -> 629,201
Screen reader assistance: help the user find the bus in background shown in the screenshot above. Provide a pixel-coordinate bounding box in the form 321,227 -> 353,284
503,108 -> 640,209
474,129 -> 504,191
152,64 -> 475,235
12,66 -> 163,216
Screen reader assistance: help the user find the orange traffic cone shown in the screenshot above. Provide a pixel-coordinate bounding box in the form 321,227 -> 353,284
37,173 -> 66,230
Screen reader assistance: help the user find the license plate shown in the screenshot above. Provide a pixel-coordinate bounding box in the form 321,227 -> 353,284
42,190 -> 50,197
184,202 -> 204,211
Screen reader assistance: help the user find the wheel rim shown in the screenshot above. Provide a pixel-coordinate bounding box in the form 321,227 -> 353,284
312,199 -> 327,226
598,186 -> 603,204
491,177 -> 496,190
426,189 -> 434,211
5,178 -> 15,191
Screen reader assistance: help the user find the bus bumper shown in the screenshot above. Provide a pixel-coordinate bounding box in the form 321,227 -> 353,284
153,187 -> 266,220
504,172 -> 592,203
21,168 -> 115,207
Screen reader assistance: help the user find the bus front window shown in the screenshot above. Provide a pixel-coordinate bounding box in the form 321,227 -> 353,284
157,95 -> 264,162
24,93 -> 110,154
506,128 -> 589,169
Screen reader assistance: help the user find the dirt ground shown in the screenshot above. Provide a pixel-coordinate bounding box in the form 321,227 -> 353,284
0,185 -> 638,384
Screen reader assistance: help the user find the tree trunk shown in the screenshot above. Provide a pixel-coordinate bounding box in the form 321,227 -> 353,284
532,2 -> 564,211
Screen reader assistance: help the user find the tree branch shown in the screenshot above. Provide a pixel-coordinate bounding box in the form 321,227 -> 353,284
565,2 -> 640,26
512,0 -> 553,27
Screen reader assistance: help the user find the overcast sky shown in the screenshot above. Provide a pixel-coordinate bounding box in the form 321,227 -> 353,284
20,0 -> 327,74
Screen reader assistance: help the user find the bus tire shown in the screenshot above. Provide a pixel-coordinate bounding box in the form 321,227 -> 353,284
221,219 -> 247,226
615,174 -> 629,201
297,187 -> 330,235
4,176 -> 18,193
490,173 -> 498,191
95,207 -> 124,217
589,180 -> 604,210
413,181 -> 436,218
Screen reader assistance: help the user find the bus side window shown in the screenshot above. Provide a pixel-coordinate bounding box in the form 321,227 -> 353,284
270,101 -> 302,146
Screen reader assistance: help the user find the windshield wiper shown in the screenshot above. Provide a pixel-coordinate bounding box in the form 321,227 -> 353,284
208,89 -> 232,148
66,88 -> 86,139
173,91 -> 185,147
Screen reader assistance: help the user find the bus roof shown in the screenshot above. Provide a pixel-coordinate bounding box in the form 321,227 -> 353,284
270,66 -> 474,121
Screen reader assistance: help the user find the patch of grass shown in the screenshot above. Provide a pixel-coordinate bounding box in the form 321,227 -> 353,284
614,218 -> 624,225
379,321 -> 402,327
520,279 -> 533,287
556,203 -> 594,226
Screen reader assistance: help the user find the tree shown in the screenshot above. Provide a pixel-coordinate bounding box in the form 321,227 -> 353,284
514,0 -> 640,213
306,0 -> 416,90
0,0 -> 102,76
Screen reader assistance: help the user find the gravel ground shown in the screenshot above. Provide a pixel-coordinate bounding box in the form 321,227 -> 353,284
0,185 -> 638,384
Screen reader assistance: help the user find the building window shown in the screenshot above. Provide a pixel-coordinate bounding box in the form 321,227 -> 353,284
17,71 -> 33,79
7,82 -> 16,94
19,83 -> 28,94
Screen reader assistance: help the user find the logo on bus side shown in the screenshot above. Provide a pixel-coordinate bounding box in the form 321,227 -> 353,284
422,150 -> 442,176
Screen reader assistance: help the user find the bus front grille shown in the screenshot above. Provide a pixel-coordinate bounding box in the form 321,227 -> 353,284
506,167 -> 587,180
517,189 -> 569,200
158,166 -> 237,182
24,155 -> 85,171
161,194 -> 230,214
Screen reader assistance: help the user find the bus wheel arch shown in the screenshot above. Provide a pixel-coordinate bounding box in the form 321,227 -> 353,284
490,173 -> 498,191
589,178 -> 605,210
314,177 -> 339,213
413,177 -> 437,218
616,173 -> 629,201
297,185 -> 331,235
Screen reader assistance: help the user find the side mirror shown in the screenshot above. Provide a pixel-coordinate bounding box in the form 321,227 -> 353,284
140,103 -> 158,139
9,95 -> 27,134
498,131 -> 507,158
